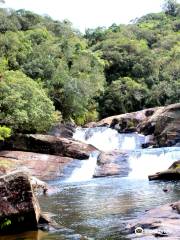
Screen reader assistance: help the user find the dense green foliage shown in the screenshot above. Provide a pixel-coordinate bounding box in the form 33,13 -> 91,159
0,126 -> 11,140
0,70 -> 57,132
0,0 -> 179,129
86,0 -> 180,117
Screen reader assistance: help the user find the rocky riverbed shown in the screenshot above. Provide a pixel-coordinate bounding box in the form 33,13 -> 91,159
0,104 -> 179,238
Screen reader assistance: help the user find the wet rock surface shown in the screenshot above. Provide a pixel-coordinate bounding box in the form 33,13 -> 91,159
124,201 -> 180,239
149,160 -> 180,181
0,151 -> 76,181
93,151 -> 130,178
2,134 -> 96,159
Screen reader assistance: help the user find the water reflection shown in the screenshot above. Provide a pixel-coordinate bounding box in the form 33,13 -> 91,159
0,231 -> 48,240
0,177 -> 179,240
39,177 -> 180,239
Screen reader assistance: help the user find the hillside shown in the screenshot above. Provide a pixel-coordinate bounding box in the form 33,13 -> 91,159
0,0 -> 179,135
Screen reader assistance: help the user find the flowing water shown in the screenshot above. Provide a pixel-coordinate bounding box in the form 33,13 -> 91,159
1,127 -> 180,240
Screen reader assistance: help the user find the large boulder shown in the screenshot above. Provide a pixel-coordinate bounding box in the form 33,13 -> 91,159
139,103 -> 180,147
3,134 -> 97,160
124,201 -> 180,239
149,160 -> 180,181
94,107 -> 159,129
90,103 -> 180,147
48,123 -> 76,138
93,151 -> 130,178
0,171 -> 40,234
0,151 -> 75,181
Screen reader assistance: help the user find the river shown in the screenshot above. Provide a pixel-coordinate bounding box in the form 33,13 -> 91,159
1,127 -> 180,240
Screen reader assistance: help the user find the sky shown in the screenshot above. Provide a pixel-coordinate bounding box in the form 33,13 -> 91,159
1,0 -> 175,32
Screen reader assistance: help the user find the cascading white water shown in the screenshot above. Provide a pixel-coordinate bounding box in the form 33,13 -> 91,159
66,151 -> 99,182
73,127 -> 145,151
67,127 -> 180,181
128,147 -> 180,179
67,127 -> 146,182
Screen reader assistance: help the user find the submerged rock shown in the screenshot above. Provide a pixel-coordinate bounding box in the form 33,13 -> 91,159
2,134 -> 96,159
0,171 -> 40,234
124,201 -> 180,239
148,160 -> 180,181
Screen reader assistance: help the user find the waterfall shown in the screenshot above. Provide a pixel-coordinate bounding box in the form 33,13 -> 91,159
66,127 -> 145,182
66,151 -> 99,182
67,127 -> 180,182
128,147 -> 180,179
73,127 -> 145,151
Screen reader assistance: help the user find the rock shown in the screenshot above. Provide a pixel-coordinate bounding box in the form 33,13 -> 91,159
84,121 -> 98,128
149,169 -> 180,180
2,134 -> 97,159
0,171 -> 40,234
168,160 -> 180,170
38,212 -> 89,239
30,176 -> 48,194
91,103 -> 180,147
81,103 -> 180,148
148,160 -> 180,181
48,123 -> 76,138
0,151 -> 76,181
124,201 -> 180,239
95,107 -> 159,128
139,103 -> 180,147
93,151 -> 130,178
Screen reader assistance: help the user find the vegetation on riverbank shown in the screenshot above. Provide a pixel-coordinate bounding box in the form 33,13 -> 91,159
0,0 -> 179,133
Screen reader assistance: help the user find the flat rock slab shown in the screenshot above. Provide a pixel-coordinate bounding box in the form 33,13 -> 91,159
125,201 -> 180,239
0,151 -> 75,181
0,171 -> 40,234
4,134 -> 96,160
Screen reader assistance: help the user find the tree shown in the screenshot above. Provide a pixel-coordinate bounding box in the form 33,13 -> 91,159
99,77 -> 148,118
0,70 -> 57,132
50,50 -> 105,123
163,0 -> 179,16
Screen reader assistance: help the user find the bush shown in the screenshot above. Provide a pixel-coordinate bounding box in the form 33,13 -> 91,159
0,70 -> 58,133
0,126 -> 11,140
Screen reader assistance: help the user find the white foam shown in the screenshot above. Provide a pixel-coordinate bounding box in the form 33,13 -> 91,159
73,127 -> 145,151
66,152 -> 99,182
128,148 -> 180,179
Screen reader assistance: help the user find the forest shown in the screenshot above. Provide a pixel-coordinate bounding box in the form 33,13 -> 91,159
0,0 -> 179,136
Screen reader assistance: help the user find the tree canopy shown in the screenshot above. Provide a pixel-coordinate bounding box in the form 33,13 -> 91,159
0,70 -> 57,132
0,0 -> 179,129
